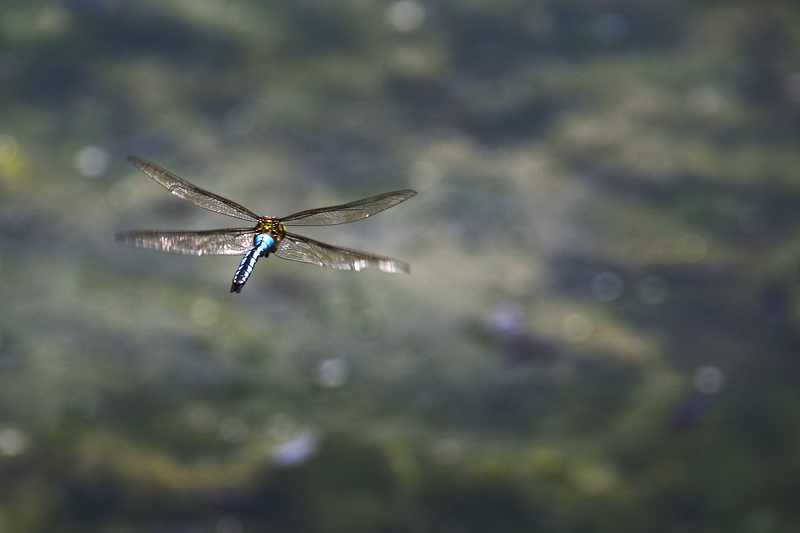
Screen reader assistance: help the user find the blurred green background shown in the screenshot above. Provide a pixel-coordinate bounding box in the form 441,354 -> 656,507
2,0 -> 800,531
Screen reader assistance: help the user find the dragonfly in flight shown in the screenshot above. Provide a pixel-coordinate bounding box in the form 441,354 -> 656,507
116,156 -> 416,293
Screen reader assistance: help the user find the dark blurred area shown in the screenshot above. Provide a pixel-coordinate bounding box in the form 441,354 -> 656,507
1,0 -> 800,531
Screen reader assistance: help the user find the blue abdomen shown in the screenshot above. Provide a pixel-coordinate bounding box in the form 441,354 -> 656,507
230,234 -> 275,293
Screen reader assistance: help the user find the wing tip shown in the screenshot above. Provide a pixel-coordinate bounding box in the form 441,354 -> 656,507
381,260 -> 411,274
394,190 -> 417,201
399,190 -> 417,204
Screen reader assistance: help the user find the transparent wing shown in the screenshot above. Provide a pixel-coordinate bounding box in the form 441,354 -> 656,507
128,156 -> 261,222
274,233 -> 410,273
280,190 -> 416,226
115,228 -> 257,256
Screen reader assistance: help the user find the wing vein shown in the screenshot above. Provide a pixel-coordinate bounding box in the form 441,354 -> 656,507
274,233 -> 410,273
280,190 -> 416,226
115,228 -> 257,256
128,156 -> 261,222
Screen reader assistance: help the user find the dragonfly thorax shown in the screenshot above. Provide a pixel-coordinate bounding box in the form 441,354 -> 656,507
256,217 -> 286,239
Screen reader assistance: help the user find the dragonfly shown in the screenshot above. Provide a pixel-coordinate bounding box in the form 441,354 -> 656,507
116,156 -> 416,293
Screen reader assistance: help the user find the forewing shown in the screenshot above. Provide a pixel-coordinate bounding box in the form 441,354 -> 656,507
280,190 -> 416,226
115,228 -> 257,256
274,233 -> 410,273
128,156 -> 260,222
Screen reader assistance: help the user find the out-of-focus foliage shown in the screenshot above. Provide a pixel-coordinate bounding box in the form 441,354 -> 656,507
1,0 -> 800,531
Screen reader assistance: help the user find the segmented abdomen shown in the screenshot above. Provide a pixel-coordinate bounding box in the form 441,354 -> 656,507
230,234 -> 275,293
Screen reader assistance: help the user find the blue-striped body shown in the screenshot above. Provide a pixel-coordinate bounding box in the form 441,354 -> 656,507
230,234 -> 275,293
119,158 -> 416,294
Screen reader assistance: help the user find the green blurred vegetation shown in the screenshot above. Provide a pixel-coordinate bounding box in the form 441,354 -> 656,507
1,0 -> 800,531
